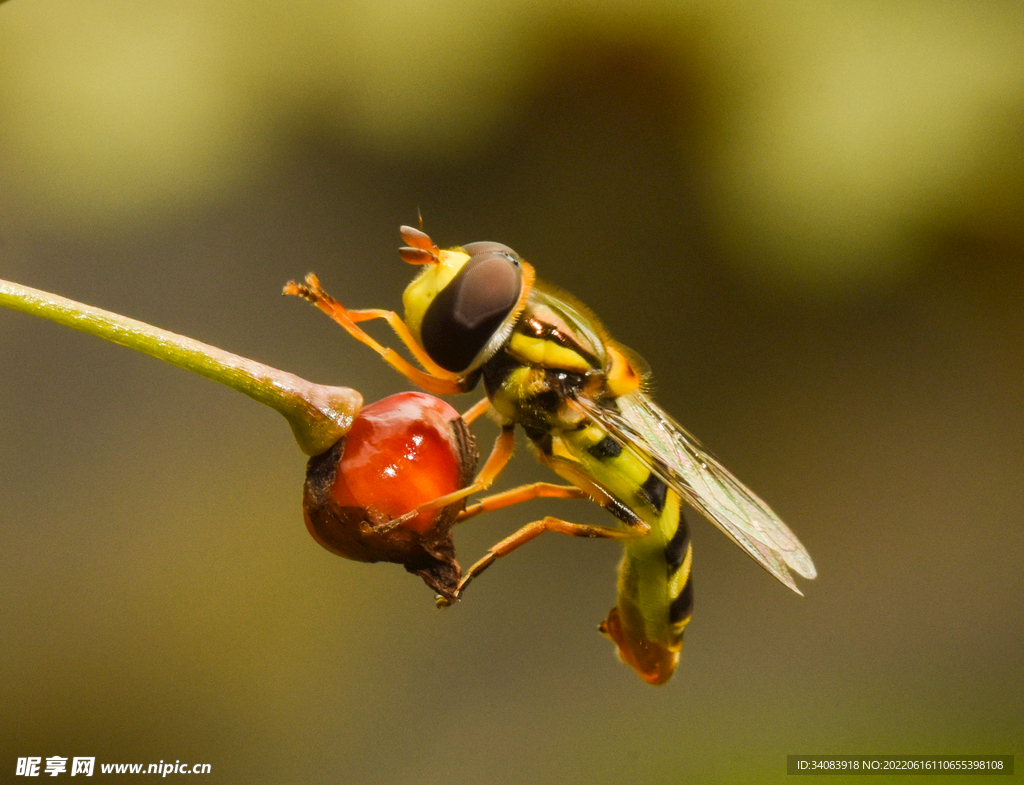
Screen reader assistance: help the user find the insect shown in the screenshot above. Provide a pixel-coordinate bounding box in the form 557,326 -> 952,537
285,226 -> 816,685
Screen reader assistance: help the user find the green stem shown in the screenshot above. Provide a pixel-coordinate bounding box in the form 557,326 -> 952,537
0,278 -> 362,456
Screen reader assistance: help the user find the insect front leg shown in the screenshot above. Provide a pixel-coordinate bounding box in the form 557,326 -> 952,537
283,274 -> 466,396
437,516 -> 648,607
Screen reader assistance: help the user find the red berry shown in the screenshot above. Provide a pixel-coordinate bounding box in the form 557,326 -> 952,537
301,392 -> 477,601
329,392 -> 466,534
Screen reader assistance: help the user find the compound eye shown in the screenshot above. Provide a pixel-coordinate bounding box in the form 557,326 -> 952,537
461,241 -> 519,261
420,250 -> 523,372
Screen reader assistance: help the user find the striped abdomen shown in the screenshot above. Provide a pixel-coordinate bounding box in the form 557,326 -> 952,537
535,425 -> 694,685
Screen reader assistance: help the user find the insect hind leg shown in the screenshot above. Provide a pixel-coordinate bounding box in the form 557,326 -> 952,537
436,516 -> 648,607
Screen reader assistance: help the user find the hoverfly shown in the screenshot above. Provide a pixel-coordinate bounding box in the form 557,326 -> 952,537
285,226 -> 816,685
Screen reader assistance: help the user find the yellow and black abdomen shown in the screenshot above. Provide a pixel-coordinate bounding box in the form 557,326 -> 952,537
539,422 -> 694,685
609,476 -> 693,684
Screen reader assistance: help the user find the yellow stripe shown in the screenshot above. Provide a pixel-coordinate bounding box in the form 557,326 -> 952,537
667,541 -> 692,601
508,333 -> 592,373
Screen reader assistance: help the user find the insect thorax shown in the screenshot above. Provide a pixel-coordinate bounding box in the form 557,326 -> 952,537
481,288 -> 610,427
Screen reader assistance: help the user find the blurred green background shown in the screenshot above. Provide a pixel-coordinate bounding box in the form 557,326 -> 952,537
1,1 -> 1021,782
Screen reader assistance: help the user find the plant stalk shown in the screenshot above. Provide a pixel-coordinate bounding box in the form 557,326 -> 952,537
0,278 -> 361,455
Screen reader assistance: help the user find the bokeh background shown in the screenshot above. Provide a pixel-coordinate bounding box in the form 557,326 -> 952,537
1,1 -> 1021,782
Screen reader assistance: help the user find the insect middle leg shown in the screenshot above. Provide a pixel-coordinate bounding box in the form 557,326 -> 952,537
457,482 -> 592,522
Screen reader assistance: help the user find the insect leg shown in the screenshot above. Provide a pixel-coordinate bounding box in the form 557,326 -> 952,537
457,482 -> 591,522
284,274 -> 465,396
438,516 -> 648,606
461,396 -> 492,425
372,426 -> 517,533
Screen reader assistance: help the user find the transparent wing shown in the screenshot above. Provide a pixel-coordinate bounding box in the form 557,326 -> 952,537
572,392 -> 816,594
